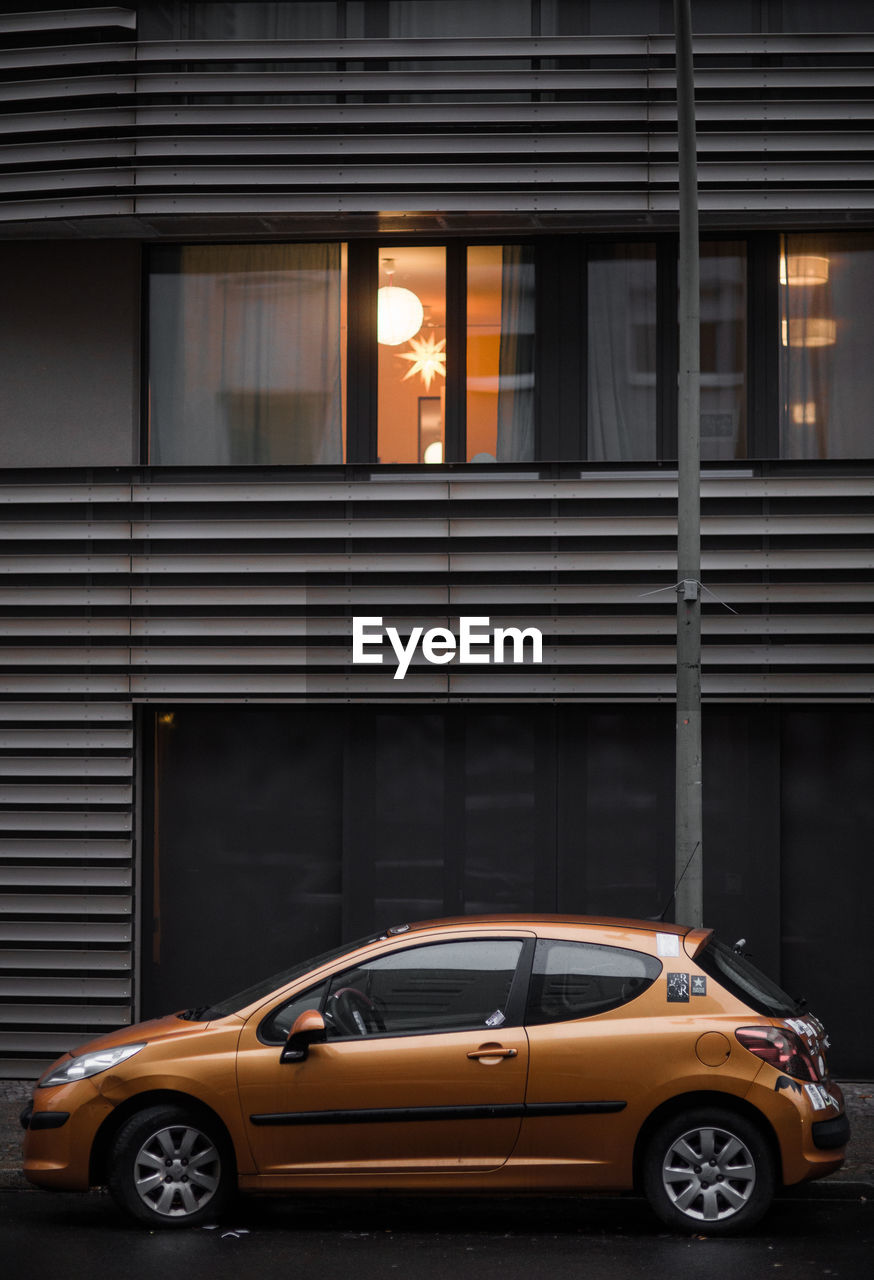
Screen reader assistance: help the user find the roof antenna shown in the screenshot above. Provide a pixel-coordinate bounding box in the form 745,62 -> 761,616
653,841 -> 701,923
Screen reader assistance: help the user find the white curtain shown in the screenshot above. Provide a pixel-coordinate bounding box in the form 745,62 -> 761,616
150,243 -> 344,465
587,246 -> 657,461
496,246 -> 535,462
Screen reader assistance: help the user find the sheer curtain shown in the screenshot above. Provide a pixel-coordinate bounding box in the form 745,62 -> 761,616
496,246 -> 535,462
780,233 -> 874,459
587,245 -> 657,461
149,243 -> 344,465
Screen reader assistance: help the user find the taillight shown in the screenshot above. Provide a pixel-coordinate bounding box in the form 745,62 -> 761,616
735,1025 -> 820,1081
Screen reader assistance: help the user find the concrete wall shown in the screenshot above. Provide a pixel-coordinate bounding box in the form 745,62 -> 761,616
0,242 -> 140,468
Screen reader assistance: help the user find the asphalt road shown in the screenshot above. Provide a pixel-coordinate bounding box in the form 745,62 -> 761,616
1,1188 -> 871,1280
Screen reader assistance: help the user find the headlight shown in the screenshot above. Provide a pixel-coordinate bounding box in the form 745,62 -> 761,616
39,1043 -> 147,1087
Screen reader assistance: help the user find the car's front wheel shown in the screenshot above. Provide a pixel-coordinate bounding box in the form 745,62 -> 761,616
108,1104 -> 233,1228
643,1107 -> 774,1235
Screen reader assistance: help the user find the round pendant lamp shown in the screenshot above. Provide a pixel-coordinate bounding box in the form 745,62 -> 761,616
377,259 -> 424,346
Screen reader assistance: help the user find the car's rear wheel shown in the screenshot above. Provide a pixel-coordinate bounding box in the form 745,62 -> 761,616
643,1107 -> 774,1235
108,1104 -> 233,1228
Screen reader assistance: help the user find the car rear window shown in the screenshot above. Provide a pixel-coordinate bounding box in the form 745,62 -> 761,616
696,937 -> 800,1017
526,940 -> 662,1024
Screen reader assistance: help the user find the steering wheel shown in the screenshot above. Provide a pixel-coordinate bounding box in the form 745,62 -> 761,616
326,986 -> 384,1036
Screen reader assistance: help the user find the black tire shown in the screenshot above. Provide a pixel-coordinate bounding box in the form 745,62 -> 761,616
108,1104 -> 234,1228
643,1106 -> 775,1235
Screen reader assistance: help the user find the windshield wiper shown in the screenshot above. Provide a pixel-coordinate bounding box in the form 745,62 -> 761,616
178,1006 -> 213,1021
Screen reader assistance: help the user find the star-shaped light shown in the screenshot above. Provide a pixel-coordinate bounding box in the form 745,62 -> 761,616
396,333 -> 446,391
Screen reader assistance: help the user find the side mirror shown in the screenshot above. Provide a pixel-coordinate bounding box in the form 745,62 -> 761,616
280,1009 -> 326,1063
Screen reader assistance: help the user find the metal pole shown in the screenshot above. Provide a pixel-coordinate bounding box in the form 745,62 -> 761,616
673,0 -> 703,927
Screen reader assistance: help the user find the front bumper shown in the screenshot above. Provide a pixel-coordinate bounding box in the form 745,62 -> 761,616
22,1083 -> 113,1191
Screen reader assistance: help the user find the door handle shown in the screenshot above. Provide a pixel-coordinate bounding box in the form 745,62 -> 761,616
467,1046 -> 518,1060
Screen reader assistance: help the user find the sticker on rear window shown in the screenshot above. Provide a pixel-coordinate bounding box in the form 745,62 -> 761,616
657,933 -> 680,957
667,972 -> 690,1002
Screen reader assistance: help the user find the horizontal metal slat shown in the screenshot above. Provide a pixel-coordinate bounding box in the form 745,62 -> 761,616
0,8 -> 135,37
0,1031 -> 106,1052
0,732 -> 132,751
0,950 -> 130,971
0,840 -> 131,860
0,894 -> 132,915
0,812 -> 132,833
0,1004 -> 130,1027
0,703 -> 133,723
0,778 -> 132,798
0,757 -> 131,777
0,619 -> 131,639
0,923 -> 130,945
0,867 -> 131,888
0,975 -> 131,996
5,129 -> 874,173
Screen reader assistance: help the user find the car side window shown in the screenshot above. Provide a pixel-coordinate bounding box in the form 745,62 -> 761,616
260,981 -> 327,1044
322,938 -> 525,1039
526,940 -> 661,1025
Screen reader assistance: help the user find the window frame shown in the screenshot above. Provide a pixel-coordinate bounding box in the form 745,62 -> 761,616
141,230 -> 803,467
258,935 -> 535,1044
525,937 -> 663,1025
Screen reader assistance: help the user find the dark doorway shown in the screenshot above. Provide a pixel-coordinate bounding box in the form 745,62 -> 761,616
144,704 -> 874,1075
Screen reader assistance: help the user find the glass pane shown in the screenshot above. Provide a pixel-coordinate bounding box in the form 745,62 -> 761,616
325,939 -> 524,1035
587,244 -> 657,460
386,0 -> 532,36
149,243 -> 346,465
377,246 -> 446,463
526,939 -> 661,1024
700,242 -> 747,460
780,233 -> 874,459
467,246 -> 535,462
138,3 -> 340,39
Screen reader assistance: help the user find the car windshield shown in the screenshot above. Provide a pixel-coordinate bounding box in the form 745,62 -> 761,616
696,936 -> 800,1018
192,931 -> 384,1020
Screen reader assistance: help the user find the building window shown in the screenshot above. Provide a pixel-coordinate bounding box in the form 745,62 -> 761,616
587,243 -> 657,461
700,241 -> 747,461
148,243 -> 346,465
146,232 -> 874,467
467,246 -> 536,463
377,245 -> 446,464
779,233 -> 874,460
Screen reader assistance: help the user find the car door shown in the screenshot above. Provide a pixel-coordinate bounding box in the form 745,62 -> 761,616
237,934 -> 533,1177
515,936 -> 662,1184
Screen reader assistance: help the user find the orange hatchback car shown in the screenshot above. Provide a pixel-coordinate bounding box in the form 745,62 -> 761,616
21,915 -> 849,1234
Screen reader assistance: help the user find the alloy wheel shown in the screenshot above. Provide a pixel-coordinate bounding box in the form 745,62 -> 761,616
132,1123 -> 222,1219
660,1123 -> 757,1223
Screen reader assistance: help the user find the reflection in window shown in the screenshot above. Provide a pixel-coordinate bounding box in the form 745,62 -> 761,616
377,246 -> 446,463
780,233 -> 874,459
324,938 -> 524,1036
149,244 -> 345,465
588,244 -> 657,461
526,939 -> 661,1024
138,3 -> 341,39
467,246 -> 535,462
700,242 -> 747,461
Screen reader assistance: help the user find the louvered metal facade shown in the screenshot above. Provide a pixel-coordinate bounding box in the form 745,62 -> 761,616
2,9 -> 874,233
1,5 -> 874,1077
2,465 -> 873,1074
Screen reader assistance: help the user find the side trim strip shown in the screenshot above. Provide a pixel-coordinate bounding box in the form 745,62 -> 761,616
249,1101 -> 626,1127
